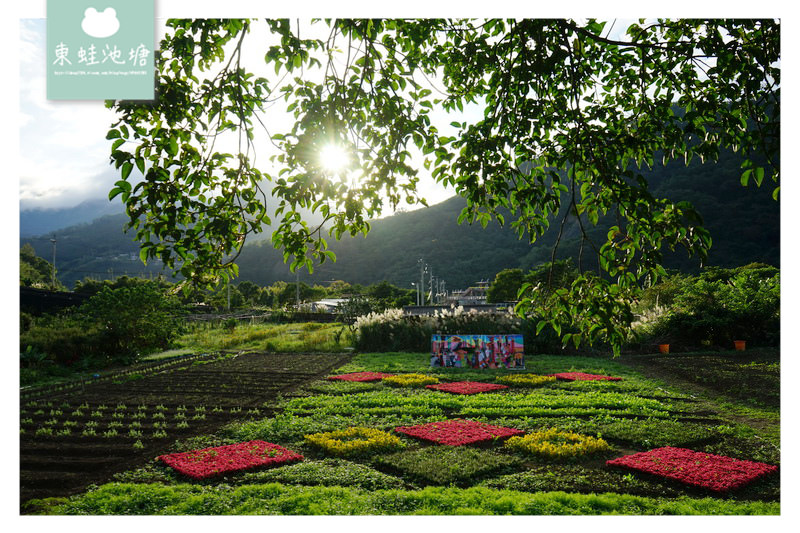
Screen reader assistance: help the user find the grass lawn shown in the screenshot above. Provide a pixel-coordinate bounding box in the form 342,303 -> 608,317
174,321 -> 352,353
26,349 -> 780,515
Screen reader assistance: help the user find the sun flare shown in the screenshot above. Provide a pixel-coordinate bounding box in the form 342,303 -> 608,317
319,144 -> 350,173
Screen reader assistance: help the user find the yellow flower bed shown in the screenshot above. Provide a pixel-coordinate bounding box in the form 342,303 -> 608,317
382,373 -> 439,388
504,428 -> 609,458
496,374 -> 557,387
304,426 -> 404,456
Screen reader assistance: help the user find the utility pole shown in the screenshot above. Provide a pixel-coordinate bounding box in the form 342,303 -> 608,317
418,259 -> 427,305
296,268 -> 300,309
50,236 -> 57,288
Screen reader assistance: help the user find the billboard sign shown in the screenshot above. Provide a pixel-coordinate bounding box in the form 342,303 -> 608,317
431,334 -> 524,369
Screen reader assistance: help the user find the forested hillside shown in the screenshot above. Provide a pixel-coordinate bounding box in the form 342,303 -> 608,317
22,146 -> 778,290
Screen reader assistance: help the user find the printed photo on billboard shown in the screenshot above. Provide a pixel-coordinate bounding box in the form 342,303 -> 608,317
431,334 -> 524,369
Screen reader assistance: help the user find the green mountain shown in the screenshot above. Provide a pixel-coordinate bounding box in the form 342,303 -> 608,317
236,148 -> 779,289
22,147 -> 779,291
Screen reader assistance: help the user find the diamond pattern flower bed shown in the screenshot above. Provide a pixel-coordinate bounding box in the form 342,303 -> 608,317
304,427 -> 404,456
327,372 -> 395,382
606,446 -> 778,492
157,440 -> 303,480
395,419 -> 524,446
426,381 -> 509,395
549,372 -> 622,381
505,428 -> 610,458
383,373 -> 439,387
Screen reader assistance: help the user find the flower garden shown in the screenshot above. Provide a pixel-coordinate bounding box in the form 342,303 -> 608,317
22,350 -> 780,515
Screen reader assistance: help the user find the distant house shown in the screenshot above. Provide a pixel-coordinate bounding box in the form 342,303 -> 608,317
446,280 -> 490,306
309,298 -> 348,313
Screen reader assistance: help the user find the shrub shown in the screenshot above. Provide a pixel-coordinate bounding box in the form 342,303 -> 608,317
634,266 -> 780,349
20,316 -> 104,366
20,282 -> 184,368
80,283 -> 185,363
354,306 -> 522,352
504,428 -> 610,458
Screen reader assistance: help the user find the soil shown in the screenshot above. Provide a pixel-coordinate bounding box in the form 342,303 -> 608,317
19,351 -> 353,509
617,349 -> 780,430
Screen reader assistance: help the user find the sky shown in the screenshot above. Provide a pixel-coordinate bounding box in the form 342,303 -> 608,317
18,18 -> 124,211
17,16 -> 465,214
16,10 -> 641,214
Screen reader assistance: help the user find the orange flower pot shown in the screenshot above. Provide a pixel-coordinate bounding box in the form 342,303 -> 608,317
734,340 -> 746,351
658,344 -> 670,354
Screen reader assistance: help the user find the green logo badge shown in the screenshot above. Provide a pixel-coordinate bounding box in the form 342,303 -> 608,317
47,0 -> 154,100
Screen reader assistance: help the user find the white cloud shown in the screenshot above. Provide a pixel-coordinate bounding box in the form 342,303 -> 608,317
19,18 -> 119,210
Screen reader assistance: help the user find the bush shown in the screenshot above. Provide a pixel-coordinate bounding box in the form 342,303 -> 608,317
354,306 -> 522,352
633,265 -> 780,349
80,284 -> 185,363
20,316 -> 104,366
20,282 -> 184,368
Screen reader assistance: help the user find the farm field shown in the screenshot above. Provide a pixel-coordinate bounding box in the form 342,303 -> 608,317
19,351 -> 353,506
21,350 -> 780,515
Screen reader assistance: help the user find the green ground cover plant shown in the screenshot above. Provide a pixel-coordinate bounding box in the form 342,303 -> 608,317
481,464 -> 687,497
281,388 -> 697,420
373,446 -> 522,486
237,459 -> 410,490
38,483 -> 779,515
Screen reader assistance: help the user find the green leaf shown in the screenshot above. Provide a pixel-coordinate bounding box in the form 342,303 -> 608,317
740,169 -> 752,186
121,162 -> 133,181
754,167 -> 765,187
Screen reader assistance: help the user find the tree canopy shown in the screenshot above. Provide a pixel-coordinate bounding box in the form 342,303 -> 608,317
107,18 -> 780,355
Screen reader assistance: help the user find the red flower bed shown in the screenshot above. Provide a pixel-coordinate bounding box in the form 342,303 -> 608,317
426,381 -> 509,395
157,440 -> 303,480
606,446 -> 778,492
395,419 -> 524,446
549,372 -> 622,381
327,371 -> 396,382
